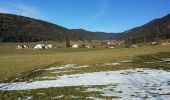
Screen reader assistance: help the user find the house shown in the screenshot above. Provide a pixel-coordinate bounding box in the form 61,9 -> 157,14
131,45 -> 139,48
33,44 -> 47,49
107,41 -> 117,46
159,40 -> 170,45
23,45 -> 29,48
109,46 -> 115,48
47,44 -> 55,48
151,42 -> 157,45
85,45 -> 91,48
16,45 -> 29,49
107,42 -> 112,45
72,44 -> 79,48
16,45 -> 23,49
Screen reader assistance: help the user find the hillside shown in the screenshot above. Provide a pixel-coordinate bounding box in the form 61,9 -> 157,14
120,14 -> 170,43
0,13 -> 118,42
71,29 -> 120,40
0,13 -> 170,42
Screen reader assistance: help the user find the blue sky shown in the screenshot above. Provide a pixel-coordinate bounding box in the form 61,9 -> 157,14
0,0 -> 170,32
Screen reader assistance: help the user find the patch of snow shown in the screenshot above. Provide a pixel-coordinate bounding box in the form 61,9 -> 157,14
25,96 -> 33,100
162,58 -> 170,64
43,64 -> 89,71
102,63 -> 121,66
40,76 -> 56,80
86,97 -> 95,99
69,95 -> 79,98
162,58 -> 170,62
37,93 -> 45,95
53,95 -> 64,99
18,97 -> 21,100
57,64 -> 77,69
75,65 -> 90,68
119,60 -> 132,63
0,69 -> 170,99
43,67 -> 59,71
50,70 -> 74,74
42,64 -> 76,71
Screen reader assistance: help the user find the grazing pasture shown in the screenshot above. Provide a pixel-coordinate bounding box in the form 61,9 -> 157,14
0,43 -> 169,82
0,43 -> 170,99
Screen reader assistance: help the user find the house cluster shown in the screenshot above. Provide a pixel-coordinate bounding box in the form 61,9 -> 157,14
16,45 -> 29,49
16,44 -> 55,50
16,39 -> 169,50
16,40 -> 123,50
126,40 -> 170,48
67,40 -> 95,48
33,44 -> 55,49
151,40 -> 170,46
70,43 -> 93,48
107,40 -> 121,48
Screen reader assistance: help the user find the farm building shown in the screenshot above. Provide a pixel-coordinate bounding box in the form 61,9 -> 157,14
23,45 -> 29,48
159,40 -> 170,45
107,40 -> 117,45
85,45 -> 92,48
131,45 -> 139,48
109,46 -> 115,48
16,45 -> 23,49
47,44 -> 55,48
34,44 -> 48,49
16,45 -> 29,49
72,44 -> 79,48
151,42 -> 158,45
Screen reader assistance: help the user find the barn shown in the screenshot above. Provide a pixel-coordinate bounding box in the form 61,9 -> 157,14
72,44 -> 79,48
34,44 -> 47,49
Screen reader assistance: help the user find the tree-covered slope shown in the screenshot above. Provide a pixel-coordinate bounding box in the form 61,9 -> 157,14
0,13 -> 118,42
120,14 -> 170,43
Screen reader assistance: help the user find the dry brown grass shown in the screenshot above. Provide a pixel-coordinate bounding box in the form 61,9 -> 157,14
0,43 -> 169,81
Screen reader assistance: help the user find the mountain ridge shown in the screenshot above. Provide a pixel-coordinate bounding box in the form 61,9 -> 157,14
0,13 -> 118,42
121,14 -> 170,43
0,13 -> 170,42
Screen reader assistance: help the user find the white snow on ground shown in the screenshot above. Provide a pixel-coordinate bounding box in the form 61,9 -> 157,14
37,93 -> 45,95
74,65 -> 90,68
50,70 -> 75,74
43,64 -> 89,71
53,95 -> 64,99
25,96 -> 33,100
162,58 -> 170,62
39,76 -> 57,80
0,69 -> 170,99
37,61 -> 132,72
119,60 -> 132,63
102,62 -> 121,66
162,58 -> 170,64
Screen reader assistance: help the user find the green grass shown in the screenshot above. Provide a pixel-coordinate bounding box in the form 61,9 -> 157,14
0,86 -> 117,100
0,43 -> 170,82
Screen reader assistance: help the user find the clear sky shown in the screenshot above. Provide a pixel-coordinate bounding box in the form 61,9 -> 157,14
0,0 -> 170,32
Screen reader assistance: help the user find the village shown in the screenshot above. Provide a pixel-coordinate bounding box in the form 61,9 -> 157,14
16,39 -> 170,50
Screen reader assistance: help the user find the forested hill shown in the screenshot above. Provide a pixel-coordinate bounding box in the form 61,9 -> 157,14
0,13 -> 118,42
0,13 -> 170,42
71,29 -> 120,40
120,14 -> 170,43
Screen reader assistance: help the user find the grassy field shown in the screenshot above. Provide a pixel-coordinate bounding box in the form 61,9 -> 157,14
0,43 -> 170,99
0,43 -> 170,82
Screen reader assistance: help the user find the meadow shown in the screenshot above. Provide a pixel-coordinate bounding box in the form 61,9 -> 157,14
0,43 -> 170,99
0,43 -> 170,82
